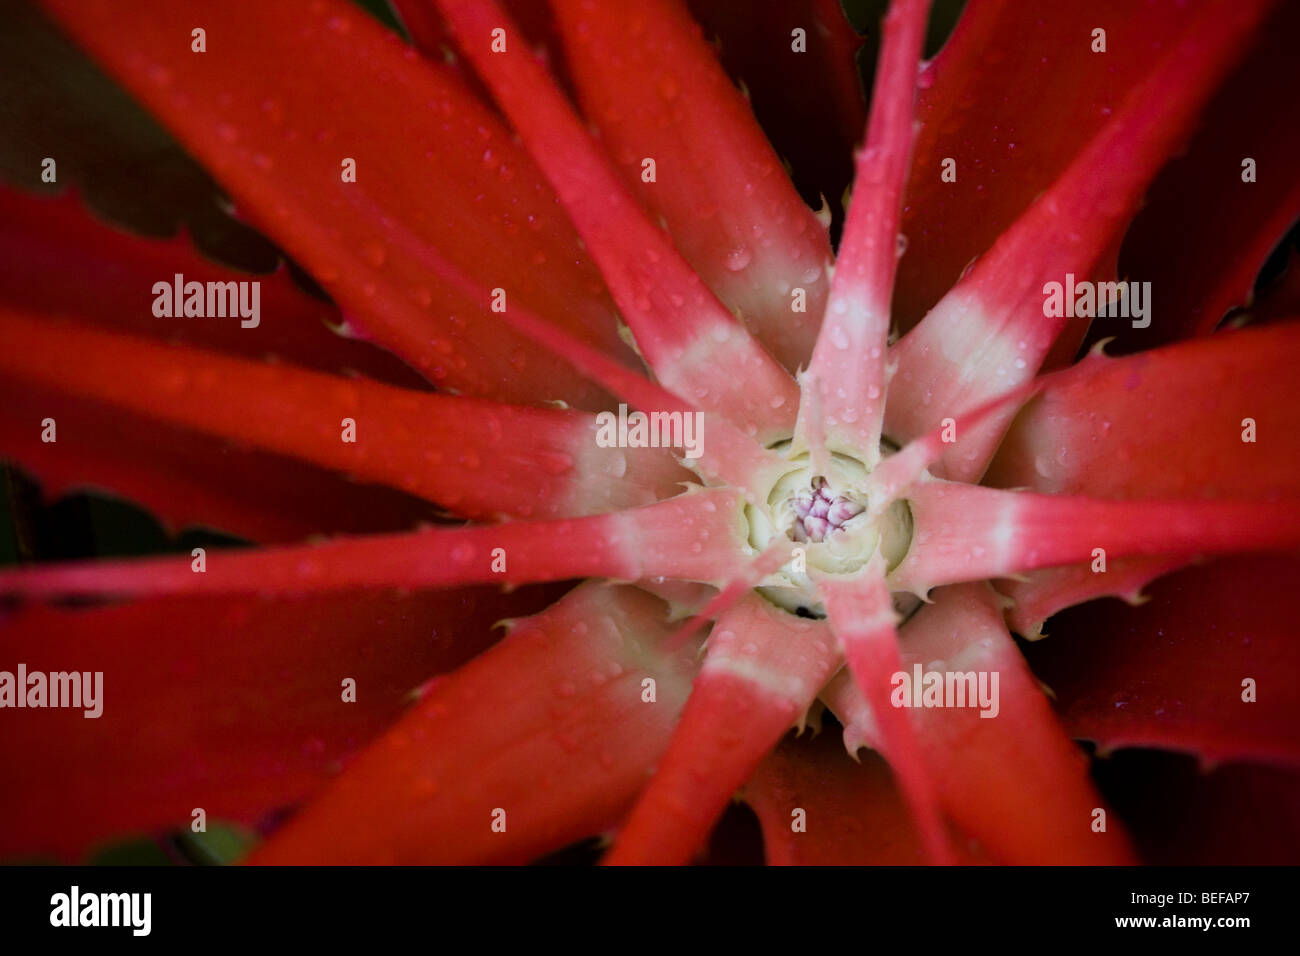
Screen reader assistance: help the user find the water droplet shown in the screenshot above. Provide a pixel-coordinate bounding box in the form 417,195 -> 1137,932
259,98 -> 284,124
603,453 -> 628,478
538,451 -> 573,475
724,247 -> 752,272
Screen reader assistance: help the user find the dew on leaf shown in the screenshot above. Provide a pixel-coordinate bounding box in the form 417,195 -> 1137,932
724,247 -> 752,271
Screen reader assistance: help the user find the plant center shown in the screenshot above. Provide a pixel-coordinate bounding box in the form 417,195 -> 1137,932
790,476 -> 862,542
746,446 -> 913,617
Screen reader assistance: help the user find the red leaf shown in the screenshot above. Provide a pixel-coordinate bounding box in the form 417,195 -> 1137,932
0,311 -> 690,524
38,0 -> 632,406
820,564 -> 954,863
0,583 -> 559,861
824,584 -> 1134,863
250,584 -> 700,864
1023,555 -> 1300,768
604,592 -> 839,865
896,0 -> 1243,327
0,488 -> 750,601
892,480 -> 1300,596
741,730 -> 989,865
685,0 -> 867,224
1,378 -> 435,543
887,1 -> 1273,480
986,321 -> 1300,633
0,185 -> 424,388
797,0 -> 929,464
433,0 -> 801,442
1103,2 -> 1300,350
551,0 -> 833,372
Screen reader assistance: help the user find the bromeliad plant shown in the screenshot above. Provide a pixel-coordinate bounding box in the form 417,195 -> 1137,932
1,0 -> 1298,865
